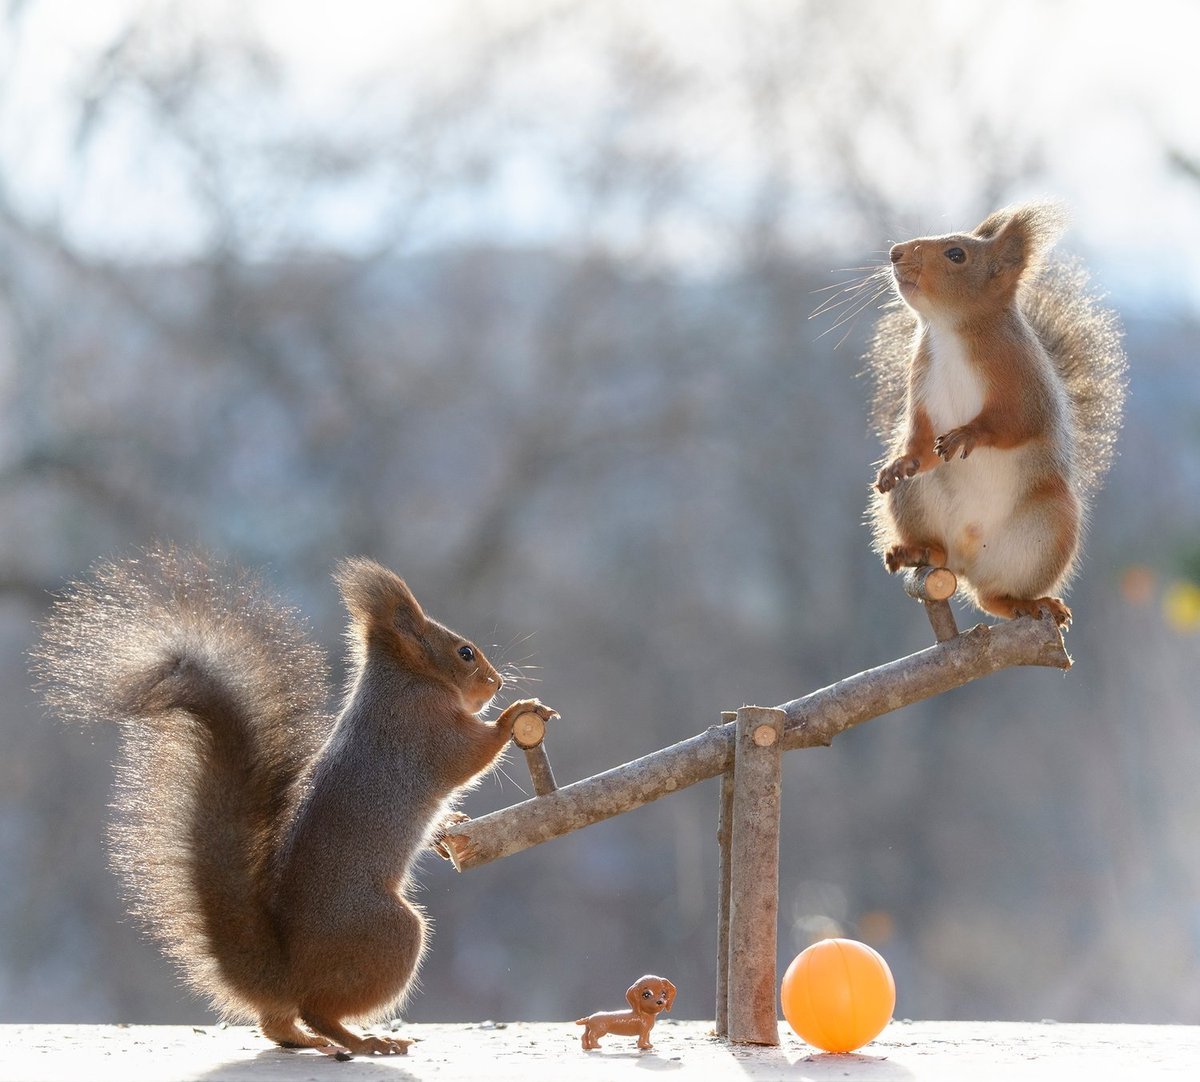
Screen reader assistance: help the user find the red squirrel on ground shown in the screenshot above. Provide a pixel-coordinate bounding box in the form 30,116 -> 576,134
866,202 -> 1127,624
32,546 -> 557,1056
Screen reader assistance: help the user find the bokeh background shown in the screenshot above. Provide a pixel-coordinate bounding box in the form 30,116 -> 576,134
2,0 -> 1198,1027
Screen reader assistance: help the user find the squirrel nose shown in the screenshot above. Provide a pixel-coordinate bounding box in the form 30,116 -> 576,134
889,245 -> 904,263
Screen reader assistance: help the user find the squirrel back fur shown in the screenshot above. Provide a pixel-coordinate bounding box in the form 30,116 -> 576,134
865,202 -> 1127,622
32,545 -> 556,1055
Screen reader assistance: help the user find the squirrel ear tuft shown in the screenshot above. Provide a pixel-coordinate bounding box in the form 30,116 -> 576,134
333,557 -> 426,632
390,582 -> 426,638
976,201 -> 1067,278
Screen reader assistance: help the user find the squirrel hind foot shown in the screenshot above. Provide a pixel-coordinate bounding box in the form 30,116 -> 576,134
259,1016 -> 335,1052
299,1011 -> 410,1056
979,595 -> 1072,626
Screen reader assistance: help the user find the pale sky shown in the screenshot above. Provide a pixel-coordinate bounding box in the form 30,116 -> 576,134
3,0 -> 1199,312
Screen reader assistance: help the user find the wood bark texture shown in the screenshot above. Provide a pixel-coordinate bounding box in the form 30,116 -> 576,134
714,763 -> 735,1038
724,707 -> 786,1046
902,566 -> 960,641
522,745 -> 558,796
442,613 -> 1070,871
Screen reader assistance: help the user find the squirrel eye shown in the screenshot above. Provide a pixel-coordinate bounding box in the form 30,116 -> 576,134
458,645 -> 476,663
945,246 -> 966,264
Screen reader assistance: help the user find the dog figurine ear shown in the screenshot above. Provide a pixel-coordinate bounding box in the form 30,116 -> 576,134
625,980 -> 645,1011
662,979 -> 677,1012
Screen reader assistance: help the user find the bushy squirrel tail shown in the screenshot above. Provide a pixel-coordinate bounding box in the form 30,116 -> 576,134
31,545 -> 332,1017
866,256 -> 1128,512
1021,256 -> 1128,507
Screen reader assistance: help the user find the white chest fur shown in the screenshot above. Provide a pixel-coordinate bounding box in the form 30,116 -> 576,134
914,322 -> 1031,577
920,323 -> 985,431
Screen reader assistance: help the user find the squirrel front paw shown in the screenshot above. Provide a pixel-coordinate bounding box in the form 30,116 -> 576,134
430,811 -> 471,861
876,456 -> 920,493
495,698 -> 560,734
884,542 -> 948,574
933,426 -> 978,461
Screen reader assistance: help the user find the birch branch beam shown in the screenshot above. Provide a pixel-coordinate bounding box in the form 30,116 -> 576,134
442,614 -> 1071,872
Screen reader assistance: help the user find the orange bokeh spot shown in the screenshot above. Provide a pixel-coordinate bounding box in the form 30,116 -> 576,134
1120,565 -> 1156,606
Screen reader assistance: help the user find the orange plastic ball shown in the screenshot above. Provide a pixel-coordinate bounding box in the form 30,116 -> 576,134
779,938 -> 896,1053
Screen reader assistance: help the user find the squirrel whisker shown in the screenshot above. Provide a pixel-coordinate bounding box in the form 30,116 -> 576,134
814,277 -> 895,348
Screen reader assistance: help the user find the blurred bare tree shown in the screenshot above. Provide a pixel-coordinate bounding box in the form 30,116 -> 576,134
1,0 -> 1197,1028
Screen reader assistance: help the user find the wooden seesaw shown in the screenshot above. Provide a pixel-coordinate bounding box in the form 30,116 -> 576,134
440,568 -> 1071,1046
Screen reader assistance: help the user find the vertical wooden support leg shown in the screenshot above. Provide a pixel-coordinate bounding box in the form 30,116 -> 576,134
725,705 -> 786,1045
715,734 -> 736,1037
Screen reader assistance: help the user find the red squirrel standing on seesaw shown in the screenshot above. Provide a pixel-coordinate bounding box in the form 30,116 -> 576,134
866,202 -> 1127,625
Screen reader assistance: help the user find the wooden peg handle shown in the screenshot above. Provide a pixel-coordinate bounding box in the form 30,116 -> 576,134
512,711 -> 547,750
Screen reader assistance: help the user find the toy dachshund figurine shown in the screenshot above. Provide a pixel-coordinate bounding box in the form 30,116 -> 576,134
575,975 -> 677,1051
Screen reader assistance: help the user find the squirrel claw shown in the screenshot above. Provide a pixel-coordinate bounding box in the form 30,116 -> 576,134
983,595 -> 1072,627
430,811 -> 471,860
876,456 -> 919,493
356,1035 -> 411,1055
884,542 -> 945,574
1032,598 -> 1072,627
1013,598 -> 1071,626
502,698 -> 559,724
934,428 -> 976,461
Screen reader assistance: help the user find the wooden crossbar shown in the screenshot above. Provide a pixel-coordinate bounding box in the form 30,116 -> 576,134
441,611 -> 1069,871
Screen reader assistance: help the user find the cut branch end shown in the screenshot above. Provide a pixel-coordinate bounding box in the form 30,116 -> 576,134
903,565 -> 957,602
